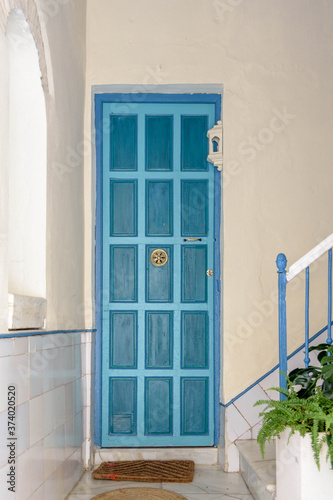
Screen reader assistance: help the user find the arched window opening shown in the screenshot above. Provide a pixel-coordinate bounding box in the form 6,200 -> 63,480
6,8 -> 47,301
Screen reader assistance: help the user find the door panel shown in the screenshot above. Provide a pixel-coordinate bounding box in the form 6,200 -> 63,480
100,100 -> 218,447
110,180 -> 137,236
146,311 -> 173,369
181,378 -> 208,434
146,180 -> 173,236
110,114 -> 138,171
181,312 -> 208,369
145,378 -> 173,435
110,311 -> 137,369
146,115 -> 173,171
181,115 -> 209,171
109,246 -> 137,302
181,180 -> 208,236
110,378 -> 137,434
181,246 -> 207,303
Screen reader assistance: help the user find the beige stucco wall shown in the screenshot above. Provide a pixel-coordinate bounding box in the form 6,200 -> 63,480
85,0 -> 333,402
0,0 -> 87,332
0,25 -> 9,332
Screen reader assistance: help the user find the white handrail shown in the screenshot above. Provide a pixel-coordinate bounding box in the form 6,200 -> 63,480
287,233 -> 333,282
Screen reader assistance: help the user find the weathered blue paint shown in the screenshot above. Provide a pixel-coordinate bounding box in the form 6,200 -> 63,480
212,89 -> 222,444
96,92 -> 221,106
94,92 -> 104,446
213,163 -> 221,446
145,378 -> 173,435
110,115 -> 137,171
146,311 -> 173,369
110,246 -> 138,302
95,93 -> 221,448
110,311 -> 137,369
146,180 -> 173,236
110,378 -> 137,434
146,115 -> 173,171
181,180 -> 208,236
181,246 -> 207,303
181,312 -> 208,368
181,115 -> 209,171
181,378 -> 208,435
110,180 -> 137,236
328,249 -> 332,345
304,267 -> 310,367
276,253 -> 288,398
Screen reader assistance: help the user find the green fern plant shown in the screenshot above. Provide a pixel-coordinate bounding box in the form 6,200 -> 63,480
254,383 -> 333,470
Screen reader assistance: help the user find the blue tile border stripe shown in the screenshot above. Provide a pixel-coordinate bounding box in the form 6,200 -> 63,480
0,328 -> 96,339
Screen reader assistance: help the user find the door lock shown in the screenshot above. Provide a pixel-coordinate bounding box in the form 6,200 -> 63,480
206,269 -> 213,277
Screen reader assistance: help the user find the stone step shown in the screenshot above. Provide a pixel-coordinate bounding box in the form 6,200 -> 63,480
94,447 -> 218,465
236,439 -> 276,500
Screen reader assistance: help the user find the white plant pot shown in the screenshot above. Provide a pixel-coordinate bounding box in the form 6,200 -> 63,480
276,428 -> 333,500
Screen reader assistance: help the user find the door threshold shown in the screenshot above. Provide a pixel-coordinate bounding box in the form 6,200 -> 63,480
94,447 -> 218,465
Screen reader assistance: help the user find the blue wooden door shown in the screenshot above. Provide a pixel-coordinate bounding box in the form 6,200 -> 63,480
96,95 -> 220,447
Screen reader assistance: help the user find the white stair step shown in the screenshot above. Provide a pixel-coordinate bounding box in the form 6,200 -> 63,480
94,447 -> 218,465
236,439 -> 276,500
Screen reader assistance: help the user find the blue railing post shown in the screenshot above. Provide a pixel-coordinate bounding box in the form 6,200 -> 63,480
328,249 -> 332,345
276,253 -> 288,398
304,267 -> 310,367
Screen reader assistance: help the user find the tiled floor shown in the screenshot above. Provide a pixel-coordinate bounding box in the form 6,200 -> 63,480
66,465 -> 254,499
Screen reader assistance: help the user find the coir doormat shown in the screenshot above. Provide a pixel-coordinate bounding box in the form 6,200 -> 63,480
91,488 -> 187,500
92,460 -> 195,483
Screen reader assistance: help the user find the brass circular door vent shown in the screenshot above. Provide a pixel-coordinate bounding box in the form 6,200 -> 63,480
150,249 -> 168,267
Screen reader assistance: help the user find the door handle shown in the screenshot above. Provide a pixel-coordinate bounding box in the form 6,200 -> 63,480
183,238 -> 202,242
206,269 -> 213,277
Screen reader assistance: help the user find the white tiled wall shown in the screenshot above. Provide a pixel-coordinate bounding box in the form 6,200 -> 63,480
221,330 -> 327,472
0,331 -> 93,500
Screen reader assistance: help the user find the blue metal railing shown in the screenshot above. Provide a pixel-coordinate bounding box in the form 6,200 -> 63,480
277,238 -> 333,397
276,253 -> 288,392
304,267 -> 310,368
328,249 -> 332,344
